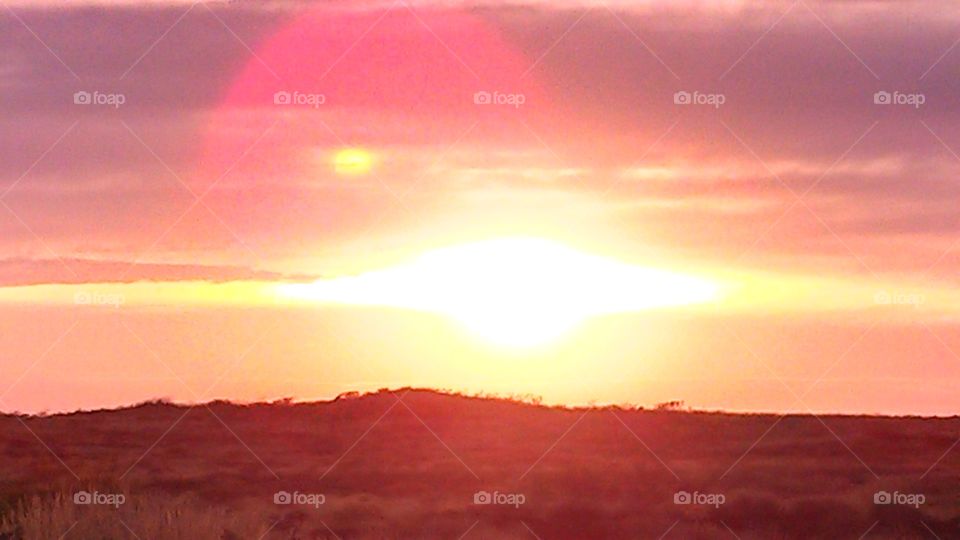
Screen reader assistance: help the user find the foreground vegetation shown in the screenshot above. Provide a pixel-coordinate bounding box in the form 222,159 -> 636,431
1,389 -> 959,538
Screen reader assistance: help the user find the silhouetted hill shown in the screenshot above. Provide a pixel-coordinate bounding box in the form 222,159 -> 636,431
2,388 -> 959,538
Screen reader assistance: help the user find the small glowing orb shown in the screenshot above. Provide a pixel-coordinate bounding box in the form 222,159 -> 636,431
333,148 -> 374,176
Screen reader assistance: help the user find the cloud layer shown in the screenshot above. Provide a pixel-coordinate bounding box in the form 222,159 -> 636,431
2,0 -> 960,282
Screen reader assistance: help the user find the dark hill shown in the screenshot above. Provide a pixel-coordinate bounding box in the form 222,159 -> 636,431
1,389 -> 958,538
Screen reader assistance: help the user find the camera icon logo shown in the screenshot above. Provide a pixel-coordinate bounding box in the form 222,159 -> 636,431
274,91 -> 292,105
473,490 -> 492,504
73,91 -> 92,105
873,91 -> 891,105
873,491 -> 891,504
274,491 -> 292,504
73,491 -> 92,505
673,91 -> 691,105
673,491 -> 692,504
473,91 -> 492,105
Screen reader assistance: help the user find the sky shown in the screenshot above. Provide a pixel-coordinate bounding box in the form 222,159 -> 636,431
2,0 -> 960,414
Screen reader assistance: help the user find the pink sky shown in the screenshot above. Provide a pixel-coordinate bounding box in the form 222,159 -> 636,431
2,0 -> 960,414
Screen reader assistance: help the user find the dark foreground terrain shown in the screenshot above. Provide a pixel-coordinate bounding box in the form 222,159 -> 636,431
1,389 -> 959,539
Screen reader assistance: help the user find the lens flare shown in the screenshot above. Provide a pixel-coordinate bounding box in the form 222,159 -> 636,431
334,148 -> 374,176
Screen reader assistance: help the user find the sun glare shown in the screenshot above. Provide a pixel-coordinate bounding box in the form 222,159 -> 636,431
278,238 -> 720,346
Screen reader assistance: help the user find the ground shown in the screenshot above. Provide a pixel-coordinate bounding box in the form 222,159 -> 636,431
1,389 -> 959,539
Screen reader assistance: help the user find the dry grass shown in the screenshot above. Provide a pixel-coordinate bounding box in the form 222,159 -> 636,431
0,492 -> 269,539
1,389 -> 959,539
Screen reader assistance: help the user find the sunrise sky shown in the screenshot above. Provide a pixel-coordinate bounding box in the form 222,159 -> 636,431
2,0 -> 960,415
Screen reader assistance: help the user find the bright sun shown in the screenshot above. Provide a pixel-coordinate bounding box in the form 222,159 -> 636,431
278,238 -> 720,347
